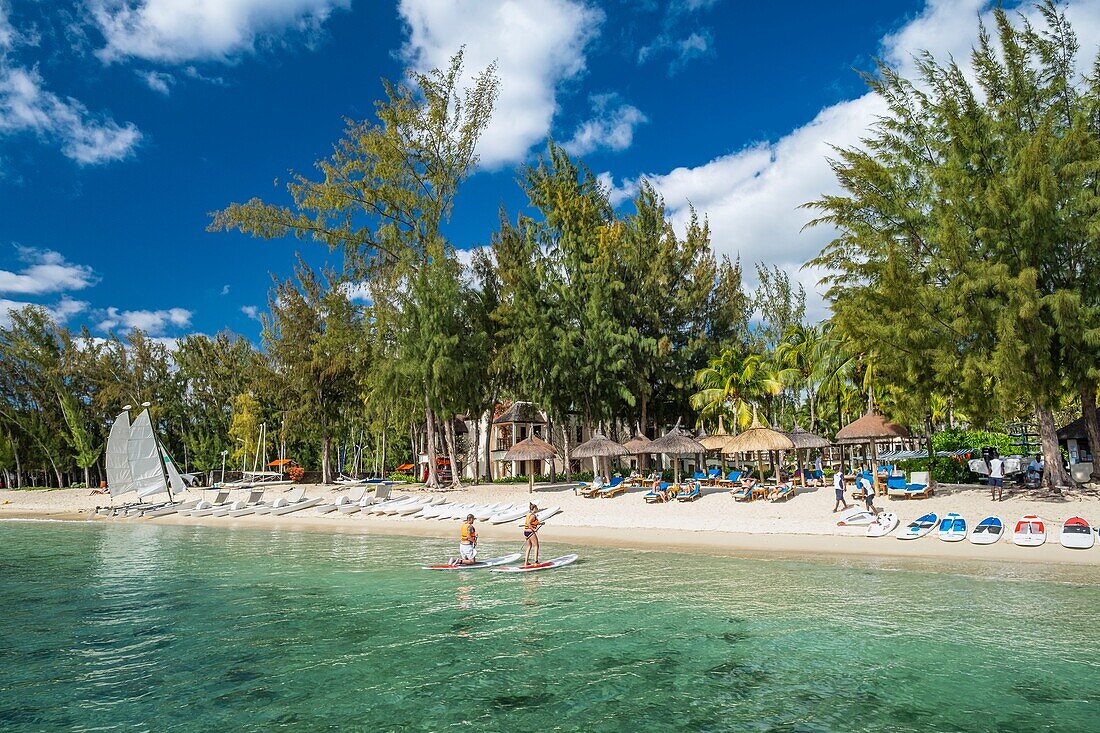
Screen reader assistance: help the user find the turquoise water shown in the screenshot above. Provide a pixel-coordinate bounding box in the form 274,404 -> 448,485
1,522 -> 1099,732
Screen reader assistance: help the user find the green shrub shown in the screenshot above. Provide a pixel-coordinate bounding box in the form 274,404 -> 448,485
387,471 -> 415,482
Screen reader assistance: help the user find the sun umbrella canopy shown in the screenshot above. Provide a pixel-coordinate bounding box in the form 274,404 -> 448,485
571,431 -> 630,459
621,432 -> 653,453
835,412 -> 910,444
648,426 -> 706,455
699,415 -> 734,452
722,414 -> 794,454
784,424 -> 831,449
503,435 -> 559,461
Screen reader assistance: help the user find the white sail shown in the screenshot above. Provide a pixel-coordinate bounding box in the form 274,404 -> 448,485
163,451 -> 188,495
129,409 -> 169,499
106,411 -> 135,497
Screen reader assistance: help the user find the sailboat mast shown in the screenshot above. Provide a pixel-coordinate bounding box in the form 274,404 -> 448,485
144,401 -> 174,502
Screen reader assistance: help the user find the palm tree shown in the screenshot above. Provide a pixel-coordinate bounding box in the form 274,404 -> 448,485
690,350 -> 779,431
775,323 -> 826,430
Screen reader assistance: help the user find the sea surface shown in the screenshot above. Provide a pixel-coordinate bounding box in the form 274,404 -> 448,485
1,521 -> 1098,732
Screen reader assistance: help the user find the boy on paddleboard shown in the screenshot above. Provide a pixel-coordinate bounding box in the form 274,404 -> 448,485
450,514 -> 478,566
523,503 -> 541,566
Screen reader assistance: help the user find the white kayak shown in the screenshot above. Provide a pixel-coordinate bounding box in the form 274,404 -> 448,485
490,554 -> 580,573
489,506 -> 527,524
866,512 -> 898,537
537,506 -> 562,522
937,512 -> 968,542
367,496 -> 416,515
397,497 -> 444,515
422,553 -> 522,570
898,513 -> 938,540
416,502 -> 453,519
441,503 -> 478,520
1013,515 -> 1046,547
969,516 -> 1004,545
1060,516 -> 1095,549
837,509 -> 877,527
474,503 -> 511,520
383,497 -> 431,515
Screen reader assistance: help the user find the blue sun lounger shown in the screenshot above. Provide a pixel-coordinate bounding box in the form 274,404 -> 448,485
676,481 -> 701,501
644,481 -> 671,503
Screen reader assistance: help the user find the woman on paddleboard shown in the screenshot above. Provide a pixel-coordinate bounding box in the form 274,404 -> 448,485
523,503 -> 541,565
451,514 -> 478,566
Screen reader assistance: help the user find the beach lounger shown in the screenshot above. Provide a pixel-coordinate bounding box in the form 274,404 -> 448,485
692,471 -> 707,483
643,482 -> 670,503
718,470 -> 743,487
599,478 -> 629,498
706,468 -> 722,484
731,482 -> 756,502
677,481 -> 701,502
769,483 -> 795,502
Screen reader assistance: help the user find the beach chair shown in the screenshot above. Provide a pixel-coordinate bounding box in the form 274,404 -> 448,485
692,471 -> 708,483
718,470 -> 743,487
731,481 -> 756,502
644,482 -> 671,503
676,481 -> 701,502
885,475 -> 909,498
902,471 -> 934,499
599,477 -> 628,498
365,484 -> 392,504
707,468 -> 722,484
577,480 -> 603,498
769,483 -> 795,502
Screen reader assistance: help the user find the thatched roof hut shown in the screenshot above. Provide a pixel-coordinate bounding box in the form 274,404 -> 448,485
494,401 -> 544,425
571,432 -> 630,459
835,412 -> 909,443
784,424 -> 831,487
722,412 -> 794,482
699,415 -> 734,452
649,424 -> 706,484
503,435 -> 559,493
621,432 -> 653,454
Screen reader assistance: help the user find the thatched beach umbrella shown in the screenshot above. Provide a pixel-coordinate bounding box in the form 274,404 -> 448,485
785,424 -> 831,487
503,435 -> 559,493
836,411 -> 910,489
621,432 -> 652,454
722,411 -> 795,482
699,415 -> 734,452
648,423 -> 706,484
572,431 -> 630,481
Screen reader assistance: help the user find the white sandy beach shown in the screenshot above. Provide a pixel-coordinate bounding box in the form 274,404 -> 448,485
4,479 -> 1100,566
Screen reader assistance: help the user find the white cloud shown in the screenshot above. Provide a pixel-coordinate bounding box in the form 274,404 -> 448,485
240,305 -> 260,320
609,0 -> 1100,322
398,0 -> 603,169
563,93 -> 647,156
0,247 -> 97,295
0,64 -> 142,164
339,281 -> 371,303
637,30 -> 712,73
220,284 -> 230,295
98,306 -> 192,334
0,5 -> 141,165
138,69 -> 173,94
87,0 -> 351,64
0,295 -> 88,328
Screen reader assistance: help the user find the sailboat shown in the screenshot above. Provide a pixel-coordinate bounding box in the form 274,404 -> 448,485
216,422 -> 293,489
97,406 -> 197,517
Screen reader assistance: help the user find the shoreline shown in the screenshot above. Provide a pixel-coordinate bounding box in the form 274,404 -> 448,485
5,502 -> 1100,569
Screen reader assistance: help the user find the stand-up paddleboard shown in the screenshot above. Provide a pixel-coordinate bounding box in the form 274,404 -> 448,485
1060,516 -> 1094,549
898,513 -> 938,540
866,512 -> 898,537
537,506 -> 561,522
837,509 -> 877,526
937,512 -> 967,542
969,516 -> 1003,545
489,507 -> 527,524
490,554 -> 579,573
1013,515 -> 1046,547
474,503 -> 511,521
423,553 -> 522,570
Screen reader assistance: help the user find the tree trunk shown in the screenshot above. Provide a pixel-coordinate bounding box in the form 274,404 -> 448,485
443,417 -> 462,489
562,415 -> 572,482
424,397 -> 439,488
1080,382 -> 1100,483
84,465 -> 91,488
483,410 -> 493,482
321,434 -> 332,484
547,416 -> 557,482
639,394 -> 648,471
1036,402 -> 1072,489
470,419 -> 480,485
380,428 -> 387,479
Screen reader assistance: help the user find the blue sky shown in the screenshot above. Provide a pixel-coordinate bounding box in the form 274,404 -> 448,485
1,0 -> 1098,344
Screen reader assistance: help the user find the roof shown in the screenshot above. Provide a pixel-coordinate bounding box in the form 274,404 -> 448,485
1057,416 -> 1089,441
785,424 -> 831,450
621,433 -> 653,453
836,411 -> 910,443
648,425 -> 706,455
572,432 -> 630,459
722,413 -> 795,453
699,415 -> 734,451
494,401 -> 545,425
503,435 -> 559,461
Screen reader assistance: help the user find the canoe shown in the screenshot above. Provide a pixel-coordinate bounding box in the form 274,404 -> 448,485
937,512 -> 967,542
1060,516 -> 1094,549
1013,515 -> 1046,547
969,516 -> 1004,545
490,554 -> 580,573
898,513 -> 938,540
423,553 -> 522,570
866,512 -> 898,537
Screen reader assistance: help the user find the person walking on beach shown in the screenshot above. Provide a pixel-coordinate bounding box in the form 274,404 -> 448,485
833,467 -> 851,513
859,474 -> 879,516
989,455 -> 1005,501
450,514 -> 478,566
523,503 -> 541,566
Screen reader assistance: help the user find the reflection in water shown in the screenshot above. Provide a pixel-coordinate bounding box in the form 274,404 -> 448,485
1,521 -> 1098,733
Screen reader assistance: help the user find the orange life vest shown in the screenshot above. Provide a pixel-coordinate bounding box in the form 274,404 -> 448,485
460,523 -> 476,543
524,512 -> 540,531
